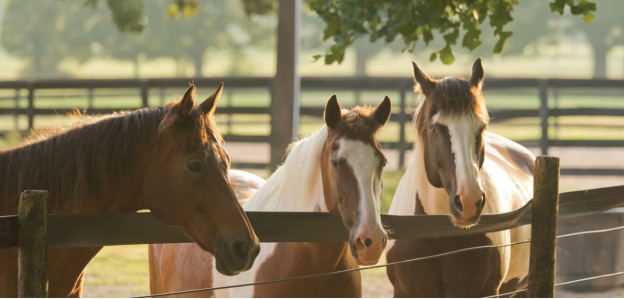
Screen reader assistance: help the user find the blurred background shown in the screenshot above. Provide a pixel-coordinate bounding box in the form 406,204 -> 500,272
1,0 -> 624,297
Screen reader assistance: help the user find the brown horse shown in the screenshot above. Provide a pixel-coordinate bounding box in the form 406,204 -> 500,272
385,59 -> 534,297
149,94 -> 392,297
0,84 -> 260,297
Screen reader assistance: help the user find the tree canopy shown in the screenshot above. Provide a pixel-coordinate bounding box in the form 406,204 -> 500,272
307,0 -> 597,65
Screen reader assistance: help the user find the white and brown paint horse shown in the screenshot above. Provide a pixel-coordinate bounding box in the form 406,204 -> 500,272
149,94 -> 392,297
386,59 -> 534,297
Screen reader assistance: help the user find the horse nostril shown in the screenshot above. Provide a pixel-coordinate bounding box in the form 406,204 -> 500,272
364,238 -> 372,247
454,195 -> 464,212
476,193 -> 486,209
231,240 -> 251,261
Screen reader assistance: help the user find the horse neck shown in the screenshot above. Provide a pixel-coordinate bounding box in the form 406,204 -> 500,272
244,127 -> 357,274
0,110 -> 163,215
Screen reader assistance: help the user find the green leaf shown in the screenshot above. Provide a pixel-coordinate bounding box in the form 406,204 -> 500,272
582,11 -> 595,23
429,52 -> 437,62
494,31 -> 513,54
438,46 -> 455,65
312,55 -> 323,62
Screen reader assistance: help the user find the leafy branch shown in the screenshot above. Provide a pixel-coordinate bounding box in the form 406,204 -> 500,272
309,0 -> 596,65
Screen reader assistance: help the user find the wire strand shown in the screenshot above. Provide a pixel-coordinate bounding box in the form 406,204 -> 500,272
557,224 -> 624,239
136,240 -> 531,298
487,271 -> 624,298
138,224 -> 624,298
555,271 -> 624,288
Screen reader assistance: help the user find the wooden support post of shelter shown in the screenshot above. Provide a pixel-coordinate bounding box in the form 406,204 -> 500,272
18,190 -> 49,298
270,0 -> 301,171
528,156 -> 560,297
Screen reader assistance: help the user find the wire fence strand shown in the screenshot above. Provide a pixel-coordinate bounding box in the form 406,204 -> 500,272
487,271 -> 624,298
136,240 -> 531,298
138,224 -> 624,298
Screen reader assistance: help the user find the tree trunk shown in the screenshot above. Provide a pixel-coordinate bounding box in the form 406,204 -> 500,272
194,54 -> 204,78
593,44 -> 608,79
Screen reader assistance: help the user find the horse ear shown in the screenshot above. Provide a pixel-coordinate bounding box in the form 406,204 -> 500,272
199,83 -> 224,115
412,61 -> 436,96
373,95 -> 392,126
470,58 -> 484,89
178,84 -> 196,119
324,94 -> 342,129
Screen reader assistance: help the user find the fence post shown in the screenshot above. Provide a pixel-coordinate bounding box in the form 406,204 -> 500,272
87,88 -> 94,110
14,88 -> 20,131
398,86 -> 407,169
141,82 -> 149,108
270,0 -> 301,172
27,85 -> 35,131
18,190 -> 48,298
528,156 -> 560,298
539,80 -> 549,155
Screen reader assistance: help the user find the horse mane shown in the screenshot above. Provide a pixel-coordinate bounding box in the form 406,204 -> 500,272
243,127 -> 328,212
415,76 -> 489,139
0,103 -> 220,214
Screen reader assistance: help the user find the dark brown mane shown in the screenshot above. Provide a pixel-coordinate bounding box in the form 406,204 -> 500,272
0,104 -> 220,214
415,76 -> 489,138
333,106 -> 383,140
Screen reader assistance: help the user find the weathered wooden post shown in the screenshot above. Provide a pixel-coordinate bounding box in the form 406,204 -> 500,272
18,190 -> 49,298
528,156 -> 560,297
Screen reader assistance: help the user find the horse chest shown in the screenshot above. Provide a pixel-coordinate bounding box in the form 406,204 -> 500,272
386,234 -> 502,297
251,242 -> 361,297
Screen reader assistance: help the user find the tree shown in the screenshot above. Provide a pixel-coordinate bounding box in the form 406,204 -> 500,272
307,0 -> 596,65
563,0 -> 623,78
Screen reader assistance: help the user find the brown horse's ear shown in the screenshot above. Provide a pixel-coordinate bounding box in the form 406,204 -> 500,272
373,95 -> 392,126
199,83 -> 224,115
178,84 -> 196,119
470,58 -> 484,89
412,61 -> 436,96
324,94 -> 342,129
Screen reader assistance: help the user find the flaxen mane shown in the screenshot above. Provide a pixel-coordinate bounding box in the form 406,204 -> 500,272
415,77 -> 489,138
0,101 -> 220,214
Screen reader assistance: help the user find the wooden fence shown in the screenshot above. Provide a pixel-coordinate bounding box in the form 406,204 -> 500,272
3,156 -> 624,297
1,77 -> 624,174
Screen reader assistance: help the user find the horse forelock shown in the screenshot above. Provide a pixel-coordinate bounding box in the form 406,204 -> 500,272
415,76 -> 488,139
332,107 -> 383,140
159,102 -> 223,146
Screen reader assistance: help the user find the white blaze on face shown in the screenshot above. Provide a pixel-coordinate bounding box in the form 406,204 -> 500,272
435,113 -> 484,197
336,139 -> 384,236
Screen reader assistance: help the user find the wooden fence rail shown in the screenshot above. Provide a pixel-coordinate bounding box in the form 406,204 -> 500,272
4,156 -> 623,297
1,77 -> 624,173
2,171 -> 624,250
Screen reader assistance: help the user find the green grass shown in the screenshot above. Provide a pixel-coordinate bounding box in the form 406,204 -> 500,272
82,245 -> 150,298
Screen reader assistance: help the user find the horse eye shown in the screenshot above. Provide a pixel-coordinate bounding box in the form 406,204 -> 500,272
331,160 -> 339,169
188,161 -> 202,172
431,127 -> 438,134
